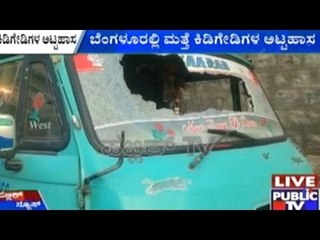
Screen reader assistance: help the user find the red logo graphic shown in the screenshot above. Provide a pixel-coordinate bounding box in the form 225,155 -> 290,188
152,123 -> 175,140
32,92 -> 45,110
73,54 -> 104,72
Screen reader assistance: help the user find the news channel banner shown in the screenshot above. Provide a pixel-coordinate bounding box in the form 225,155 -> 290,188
0,191 -> 48,210
0,30 -> 319,54
271,175 -> 320,210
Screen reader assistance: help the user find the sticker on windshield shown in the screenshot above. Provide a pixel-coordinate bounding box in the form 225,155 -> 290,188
0,190 -> 48,210
182,116 -> 259,134
248,70 -> 260,85
151,123 -> 175,140
181,55 -> 230,72
259,117 -> 273,133
74,54 -> 104,72
28,92 -> 52,131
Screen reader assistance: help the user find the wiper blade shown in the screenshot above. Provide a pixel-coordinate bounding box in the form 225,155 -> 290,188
207,129 -> 257,141
188,129 -> 256,170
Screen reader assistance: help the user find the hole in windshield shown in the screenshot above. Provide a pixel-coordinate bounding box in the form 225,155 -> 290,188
120,54 -> 254,116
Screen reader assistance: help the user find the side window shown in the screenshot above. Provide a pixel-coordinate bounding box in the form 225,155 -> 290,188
0,60 -> 22,119
23,63 -> 63,139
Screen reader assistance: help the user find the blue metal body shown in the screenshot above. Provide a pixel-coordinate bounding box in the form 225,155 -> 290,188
0,54 -> 313,210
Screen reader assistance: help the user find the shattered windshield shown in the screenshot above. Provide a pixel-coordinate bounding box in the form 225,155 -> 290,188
73,54 -> 285,153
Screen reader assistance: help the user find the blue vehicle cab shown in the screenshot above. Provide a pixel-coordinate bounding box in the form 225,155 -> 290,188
0,54 -> 313,210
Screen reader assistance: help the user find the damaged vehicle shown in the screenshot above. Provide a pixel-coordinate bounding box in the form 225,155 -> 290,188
0,53 -> 314,209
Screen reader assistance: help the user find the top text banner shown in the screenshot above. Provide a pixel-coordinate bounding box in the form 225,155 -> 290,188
0,30 -> 319,53
0,30 -> 84,54
78,30 -> 320,53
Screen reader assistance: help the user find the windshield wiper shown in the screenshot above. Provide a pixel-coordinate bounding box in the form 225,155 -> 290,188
207,129 -> 257,141
188,129 -> 256,170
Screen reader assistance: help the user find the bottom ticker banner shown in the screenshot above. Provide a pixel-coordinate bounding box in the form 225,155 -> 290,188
271,174 -> 320,210
0,190 -> 48,210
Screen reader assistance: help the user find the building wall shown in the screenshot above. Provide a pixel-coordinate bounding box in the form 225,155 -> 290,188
247,55 -> 320,166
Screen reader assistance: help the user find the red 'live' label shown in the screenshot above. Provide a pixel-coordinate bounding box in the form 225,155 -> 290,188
272,174 -> 319,188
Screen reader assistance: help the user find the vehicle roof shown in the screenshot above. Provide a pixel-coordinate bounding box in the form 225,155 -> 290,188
0,55 -> 16,60
0,54 -> 255,70
212,54 -> 254,70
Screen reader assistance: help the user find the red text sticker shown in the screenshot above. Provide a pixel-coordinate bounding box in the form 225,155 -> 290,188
73,54 -> 104,72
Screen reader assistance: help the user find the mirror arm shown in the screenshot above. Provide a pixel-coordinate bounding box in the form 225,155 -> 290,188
0,114 -> 22,171
0,149 -> 23,172
0,149 -> 16,160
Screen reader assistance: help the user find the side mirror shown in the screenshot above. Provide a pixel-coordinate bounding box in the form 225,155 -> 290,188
0,114 -> 15,152
0,114 -> 22,171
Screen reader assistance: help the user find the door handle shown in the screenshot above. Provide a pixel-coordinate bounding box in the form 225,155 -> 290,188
5,159 -> 23,172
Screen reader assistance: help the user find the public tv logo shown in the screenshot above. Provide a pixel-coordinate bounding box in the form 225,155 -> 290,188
271,174 -> 319,210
